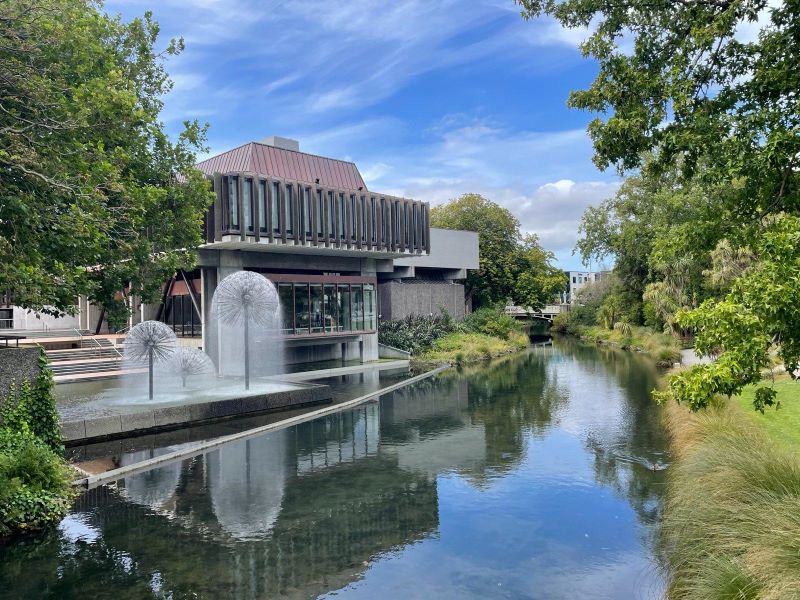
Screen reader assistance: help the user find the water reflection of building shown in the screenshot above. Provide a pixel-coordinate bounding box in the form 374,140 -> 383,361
62,368 -> 553,598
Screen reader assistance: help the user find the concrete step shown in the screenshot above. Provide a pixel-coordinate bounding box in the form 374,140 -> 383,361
47,348 -> 122,362
50,358 -> 124,377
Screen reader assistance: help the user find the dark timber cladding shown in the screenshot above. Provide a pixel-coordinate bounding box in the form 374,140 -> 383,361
199,141 -> 430,254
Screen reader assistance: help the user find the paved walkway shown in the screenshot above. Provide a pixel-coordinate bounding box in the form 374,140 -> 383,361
681,348 -> 713,366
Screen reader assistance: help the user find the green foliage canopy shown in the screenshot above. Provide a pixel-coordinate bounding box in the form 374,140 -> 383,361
0,0 -> 214,327
519,0 -> 800,410
431,194 -> 564,309
657,215 -> 800,411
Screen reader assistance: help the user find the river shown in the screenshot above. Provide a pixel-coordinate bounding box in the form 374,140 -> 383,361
0,337 -> 669,599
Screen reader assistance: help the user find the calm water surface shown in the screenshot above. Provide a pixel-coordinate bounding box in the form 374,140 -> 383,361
0,338 -> 669,599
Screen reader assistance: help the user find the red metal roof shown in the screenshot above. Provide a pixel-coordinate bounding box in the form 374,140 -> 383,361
196,142 -> 367,191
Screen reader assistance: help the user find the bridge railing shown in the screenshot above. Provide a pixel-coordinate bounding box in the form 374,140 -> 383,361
505,303 -> 569,315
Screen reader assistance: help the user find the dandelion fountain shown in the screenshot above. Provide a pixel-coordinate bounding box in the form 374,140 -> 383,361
57,274 -> 330,444
124,321 -> 178,400
169,347 -> 215,388
211,271 -> 281,390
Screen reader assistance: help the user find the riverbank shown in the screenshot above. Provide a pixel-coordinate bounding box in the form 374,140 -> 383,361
660,376 -> 800,599
413,330 -> 529,366
568,324 -> 682,367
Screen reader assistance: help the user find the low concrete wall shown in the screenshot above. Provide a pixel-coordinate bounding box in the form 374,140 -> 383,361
378,343 -> 411,359
284,333 -> 379,364
0,348 -> 41,409
61,381 -> 332,445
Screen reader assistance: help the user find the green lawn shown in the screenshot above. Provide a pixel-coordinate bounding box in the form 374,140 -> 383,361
735,375 -> 800,447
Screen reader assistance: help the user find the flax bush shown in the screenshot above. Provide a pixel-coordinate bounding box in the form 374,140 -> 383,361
378,311 -> 460,354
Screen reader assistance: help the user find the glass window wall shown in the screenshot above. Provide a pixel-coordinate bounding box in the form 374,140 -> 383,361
243,179 -> 253,232
338,193 -> 346,240
303,187 -> 312,237
337,285 -> 351,331
371,198 -> 377,244
352,284 -> 364,331
324,284 -> 337,332
360,196 -> 367,242
163,293 -> 201,337
258,181 -> 267,233
271,182 -> 280,235
294,284 -> 309,333
327,192 -> 335,239
278,283 -> 294,334
268,279 -> 377,336
310,284 -> 323,333
364,284 -> 376,330
348,196 -> 357,242
316,190 -> 324,236
227,176 -> 239,230
284,184 -> 294,236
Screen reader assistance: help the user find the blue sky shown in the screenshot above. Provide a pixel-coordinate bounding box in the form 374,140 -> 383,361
108,0 -> 622,270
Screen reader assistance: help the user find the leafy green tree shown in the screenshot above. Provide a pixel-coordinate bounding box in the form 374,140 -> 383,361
657,215 -> 800,412
0,0 -> 213,328
577,164 -> 721,325
517,0 -> 800,210
431,193 -> 521,306
519,0 -> 800,408
431,194 -> 564,309
514,234 -> 567,310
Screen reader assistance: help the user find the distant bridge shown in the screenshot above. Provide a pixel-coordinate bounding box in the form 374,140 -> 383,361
504,303 -> 570,323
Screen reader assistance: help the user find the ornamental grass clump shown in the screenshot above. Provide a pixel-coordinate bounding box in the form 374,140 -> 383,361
661,400 -> 800,600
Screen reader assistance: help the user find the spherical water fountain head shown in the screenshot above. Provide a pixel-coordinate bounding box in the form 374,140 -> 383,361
124,320 -> 178,364
214,271 -> 279,327
169,347 -> 215,387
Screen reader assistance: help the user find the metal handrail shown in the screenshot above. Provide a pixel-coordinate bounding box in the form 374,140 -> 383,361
73,328 -> 123,360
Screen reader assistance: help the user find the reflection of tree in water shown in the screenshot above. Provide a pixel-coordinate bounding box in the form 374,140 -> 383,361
459,350 -> 569,480
551,336 -> 670,529
0,449 -> 440,599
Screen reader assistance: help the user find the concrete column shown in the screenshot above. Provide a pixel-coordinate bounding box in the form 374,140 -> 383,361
201,267 -> 218,361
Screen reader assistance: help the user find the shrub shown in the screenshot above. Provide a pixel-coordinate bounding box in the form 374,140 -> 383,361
0,430 -> 75,537
463,307 -> 518,340
550,310 -> 587,336
0,349 -> 73,538
378,311 -> 459,354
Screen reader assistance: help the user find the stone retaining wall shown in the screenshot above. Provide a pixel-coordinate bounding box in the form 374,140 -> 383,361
61,381 -> 332,445
0,347 -> 41,408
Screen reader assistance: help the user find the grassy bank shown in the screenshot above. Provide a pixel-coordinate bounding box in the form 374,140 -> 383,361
380,308 -> 530,366
578,324 -> 682,367
661,396 -> 800,599
416,331 -> 528,365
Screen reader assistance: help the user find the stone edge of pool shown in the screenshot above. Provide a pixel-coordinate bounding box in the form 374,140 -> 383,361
72,364 -> 450,490
60,380 -> 333,446
59,360 -> 412,446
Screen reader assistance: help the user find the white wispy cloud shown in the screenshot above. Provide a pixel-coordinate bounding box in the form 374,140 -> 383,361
106,0 -> 614,268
